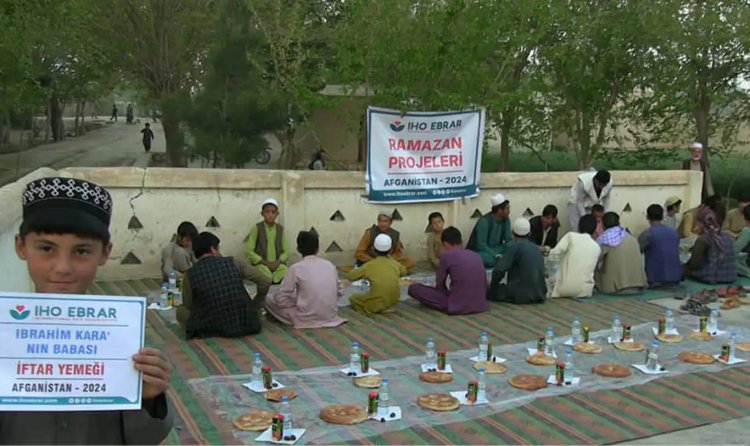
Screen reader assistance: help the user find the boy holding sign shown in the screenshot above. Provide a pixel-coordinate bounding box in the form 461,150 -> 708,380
6,177 -> 173,444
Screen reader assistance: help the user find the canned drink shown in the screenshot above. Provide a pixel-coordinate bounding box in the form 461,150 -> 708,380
555,362 -> 565,385
360,352 -> 369,373
467,381 -> 478,403
582,327 -> 590,343
621,324 -> 631,342
437,351 -> 446,370
658,317 -> 665,335
176,277 -> 183,292
262,365 -> 273,389
720,344 -> 730,362
537,336 -> 545,353
699,316 -> 708,333
272,414 -> 284,441
367,391 -> 379,415
167,291 -> 174,307
487,342 -> 493,361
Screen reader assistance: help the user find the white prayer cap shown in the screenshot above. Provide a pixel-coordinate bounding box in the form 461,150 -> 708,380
490,193 -> 508,207
261,198 -> 279,209
690,142 -> 703,150
373,233 -> 392,252
512,217 -> 531,236
377,210 -> 392,220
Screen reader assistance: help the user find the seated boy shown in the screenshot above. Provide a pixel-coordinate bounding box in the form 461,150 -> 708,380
724,193 -> 750,239
734,205 -> 750,277
11,176 -> 172,443
179,232 -> 267,338
408,226 -> 489,314
246,198 -> 290,284
354,210 -> 416,271
487,218 -> 546,304
348,234 -> 406,314
160,221 -> 198,281
595,212 -> 648,294
528,204 -> 560,251
466,193 -> 513,267
639,204 -> 682,287
426,212 -> 444,269
548,214 -> 601,298
591,204 -> 605,239
265,231 -> 347,328
684,209 -> 737,284
662,196 -> 682,230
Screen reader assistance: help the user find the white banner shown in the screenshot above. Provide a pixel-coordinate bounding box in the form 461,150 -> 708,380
366,106 -> 484,203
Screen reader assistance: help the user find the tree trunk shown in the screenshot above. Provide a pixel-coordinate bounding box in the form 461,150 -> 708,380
49,96 -> 64,142
74,103 -> 80,136
78,101 -> 86,135
161,115 -> 184,167
499,112 -> 513,172
0,109 -> 10,151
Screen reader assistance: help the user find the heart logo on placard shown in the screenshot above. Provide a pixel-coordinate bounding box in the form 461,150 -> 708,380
15,305 -> 25,312
10,305 -> 30,320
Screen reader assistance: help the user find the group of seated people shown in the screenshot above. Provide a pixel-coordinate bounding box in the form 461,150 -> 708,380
160,191 -> 750,340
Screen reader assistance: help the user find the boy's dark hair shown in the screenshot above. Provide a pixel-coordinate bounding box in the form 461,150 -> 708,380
145,123 -> 150,127
594,169 -> 611,185
602,211 -> 620,229
193,232 -> 220,258
591,204 -> 605,214
744,205 -> 750,221
19,217 -> 111,245
177,221 -> 199,240
441,226 -> 462,245
428,212 -> 444,223
703,194 -> 719,210
542,204 -> 558,218
666,200 -> 682,212
647,204 -> 664,221
578,214 -> 597,235
738,192 -> 750,203
296,231 -> 319,256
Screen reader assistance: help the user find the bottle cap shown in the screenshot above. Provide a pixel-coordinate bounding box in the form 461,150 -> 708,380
281,396 -> 289,402
479,368 -> 485,373
652,340 -> 659,346
382,378 -> 388,384
482,331 -> 488,336
254,352 -> 260,358
566,345 -> 572,353
428,337 -> 433,342
353,341 -> 359,347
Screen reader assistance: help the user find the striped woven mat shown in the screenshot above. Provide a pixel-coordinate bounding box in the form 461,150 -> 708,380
91,279 -> 750,445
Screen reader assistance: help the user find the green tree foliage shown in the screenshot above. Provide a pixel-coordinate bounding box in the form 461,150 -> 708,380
182,0 -> 284,167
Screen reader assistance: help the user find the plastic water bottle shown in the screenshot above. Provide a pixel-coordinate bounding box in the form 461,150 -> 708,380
612,315 -> 622,343
159,283 -> 168,308
544,327 -> 555,356
478,331 -> 490,361
378,378 -> 390,417
708,309 -> 718,334
349,341 -> 360,372
665,309 -> 675,333
647,340 -> 659,371
168,270 -> 177,290
251,352 -> 262,386
477,368 -> 486,402
279,395 -> 292,431
565,345 -> 575,381
571,316 -> 582,344
729,330 -> 737,360
425,337 -> 437,369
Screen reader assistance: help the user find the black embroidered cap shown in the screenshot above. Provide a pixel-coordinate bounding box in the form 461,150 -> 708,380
22,177 -> 113,234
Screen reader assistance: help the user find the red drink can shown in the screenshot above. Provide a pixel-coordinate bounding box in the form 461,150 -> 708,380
555,362 -> 565,385
262,365 -> 273,389
537,336 -> 545,353
272,414 -> 284,441
621,324 -> 631,341
367,391 -> 379,415
467,381 -> 478,403
720,344 -> 730,362
437,351 -> 446,370
360,352 -> 369,373
658,317 -> 665,335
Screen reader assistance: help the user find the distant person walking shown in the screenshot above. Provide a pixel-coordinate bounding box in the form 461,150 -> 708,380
126,103 -> 134,124
308,148 -> 327,170
110,104 -> 118,122
141,123 -> 155,152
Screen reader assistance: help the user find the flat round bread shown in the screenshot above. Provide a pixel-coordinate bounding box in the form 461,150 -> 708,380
678,351 -> 716,364
232,410 -> 274,431
592,363 -> 631,378
508,375 -> 548,391
417,393 -> 460,411
737,342 -> 750,352
655,333 -> 683,343
526,353 -> 556,366
319,404 -> 368,425
265,388 -> 297,402
353,375 -> 382,389
419,371 -> 454,384
573,342 -> 603,354
613,342 -> 645,352
474,361 -> 508,374
688,331 -> 714,341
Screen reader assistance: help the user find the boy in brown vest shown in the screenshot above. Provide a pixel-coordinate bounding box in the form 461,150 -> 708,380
246,198 -> 290,283
354,210 -> 415,271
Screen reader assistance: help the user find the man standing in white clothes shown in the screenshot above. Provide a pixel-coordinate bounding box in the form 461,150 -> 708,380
567,169 -> 612,230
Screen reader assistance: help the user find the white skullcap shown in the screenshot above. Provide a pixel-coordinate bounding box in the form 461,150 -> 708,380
690,142 -> 703,150
261,198 -> 279,208
512,217 -> 530,236
373,233 -> 392,252
490,193 -> 508,207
